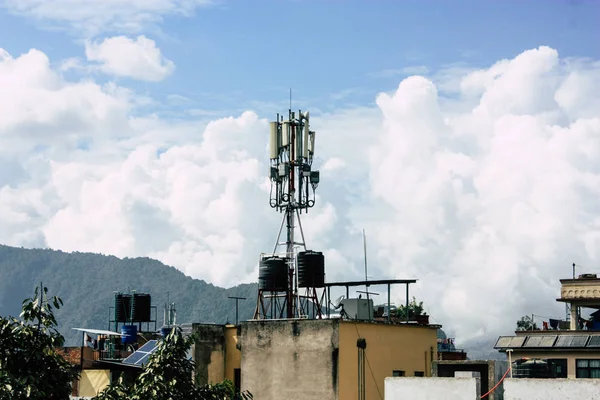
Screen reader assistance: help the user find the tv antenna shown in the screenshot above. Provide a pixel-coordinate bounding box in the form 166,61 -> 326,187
228,296 -> 247,325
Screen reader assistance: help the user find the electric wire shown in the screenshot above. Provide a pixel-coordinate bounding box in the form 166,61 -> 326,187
480,365 -> 511,399
353,323 -> 383,400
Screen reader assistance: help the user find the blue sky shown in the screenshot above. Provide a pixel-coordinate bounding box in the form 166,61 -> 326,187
2,0 -> 600,340
1,0 -> 598,117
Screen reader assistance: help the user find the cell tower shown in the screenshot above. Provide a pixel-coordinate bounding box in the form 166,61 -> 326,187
253,106 -> 326,320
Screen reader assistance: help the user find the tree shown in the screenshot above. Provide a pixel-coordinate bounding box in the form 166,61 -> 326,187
516,315 -> 538,331
395,297 -> 425,320
93,327 -> 252,400
0,285 -> 78,400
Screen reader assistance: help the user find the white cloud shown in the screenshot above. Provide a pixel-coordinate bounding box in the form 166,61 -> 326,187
322,157 -> 346,172
85,35 -> 175,81
1,0 -> 213,36
365,46 -> 600,342
0,48 -> 131,148
1,45 -> 600,348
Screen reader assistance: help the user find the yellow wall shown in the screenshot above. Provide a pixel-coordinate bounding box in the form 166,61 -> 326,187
79,369 -> 110,397
207,348 -> 225,384
225,325 -> 241,383
339,321 -> 437,400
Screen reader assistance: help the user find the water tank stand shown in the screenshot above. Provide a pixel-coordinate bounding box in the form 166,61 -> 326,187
297,287 -> 327,319
253,289 -> 289,319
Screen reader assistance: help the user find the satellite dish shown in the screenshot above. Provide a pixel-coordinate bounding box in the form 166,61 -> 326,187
332,295 -> 345,309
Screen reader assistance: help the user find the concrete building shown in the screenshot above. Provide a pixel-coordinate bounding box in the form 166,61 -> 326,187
183,323 -> 242,389
239,318 -> 438,400
65,315 -> 438,398
433,359 -> 509,400
495,274 -> 600,379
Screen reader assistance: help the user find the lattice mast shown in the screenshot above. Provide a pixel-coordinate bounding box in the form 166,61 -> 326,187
253,106 -> 321,320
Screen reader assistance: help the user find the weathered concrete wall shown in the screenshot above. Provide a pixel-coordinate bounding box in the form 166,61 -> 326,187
240,319 -> 339,400
384,377 -> 478,400
505,379 -> 600,400
192,324 -> 225,385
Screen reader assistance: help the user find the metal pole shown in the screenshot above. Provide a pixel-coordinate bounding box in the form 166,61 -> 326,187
405,284 -> 409,323
228,297 -> 247,325
273,212 -> 287,254
327,286 -> 331,318
286,206 -> 295,318
295,208 -> 307,251
387,284 -> 391,323
363,230 -> 369,304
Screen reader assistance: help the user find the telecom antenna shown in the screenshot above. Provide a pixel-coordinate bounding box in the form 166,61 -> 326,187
253,98 -> 325,320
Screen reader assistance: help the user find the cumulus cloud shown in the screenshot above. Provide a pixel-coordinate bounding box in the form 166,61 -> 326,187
0,48 -> 131,147
1,45 -> 600,347
365,46 -> 600,342
85,35 -> 175,81
1,0 -> 212,36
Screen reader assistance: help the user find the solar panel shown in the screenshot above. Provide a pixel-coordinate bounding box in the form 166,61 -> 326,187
571,335 -> 589,347
137,340 -> 158,353
554,335 -> 589,348
509,336 -> 526,348
524,336 -> 543,347
123,351 -> 147,365
135,353 -> 152,366
555,335 -> 574,347
587,336 -> 600,347
122,340 -> 159,366
540,335 -> 557,347
495,336 -> 512,348
523,335 -> 558,348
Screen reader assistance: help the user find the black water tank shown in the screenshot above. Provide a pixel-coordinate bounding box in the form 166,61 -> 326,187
132,293 -> 152,322
115,294 -> 132,322
258,257 -> 288,291
297,250 -> 325,288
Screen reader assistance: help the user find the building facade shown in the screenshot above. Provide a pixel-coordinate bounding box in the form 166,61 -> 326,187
495,274 -> 600,379
239,319 -> 438,400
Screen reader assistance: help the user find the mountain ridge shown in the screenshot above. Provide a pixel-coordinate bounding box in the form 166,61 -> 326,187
0,244 -> 501,359
0,244 -> 258,346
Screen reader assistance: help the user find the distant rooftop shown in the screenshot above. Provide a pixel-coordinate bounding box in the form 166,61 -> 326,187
495,333 -> 600,352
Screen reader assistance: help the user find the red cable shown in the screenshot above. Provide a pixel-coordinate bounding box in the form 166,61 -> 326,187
480,366 -> 511,399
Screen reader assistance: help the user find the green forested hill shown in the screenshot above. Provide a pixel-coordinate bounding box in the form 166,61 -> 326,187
0,245 -> 258,346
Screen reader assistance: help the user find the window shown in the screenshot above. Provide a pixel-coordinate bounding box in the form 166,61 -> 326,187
392,370 -> 405,377
548,359 -> 567,378
576,359 -> 600,378
414,371 -> 425,377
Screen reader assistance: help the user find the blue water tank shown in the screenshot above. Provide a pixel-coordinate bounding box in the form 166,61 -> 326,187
160,326 -> 173,338
121,325 -> 137,345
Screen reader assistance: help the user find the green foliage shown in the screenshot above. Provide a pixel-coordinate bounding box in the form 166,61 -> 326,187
0,245 -> 258,346
516,315 -> 538,331
93,328 -> 252,400
394,297 -> 425,320
0,285 -> 78,400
